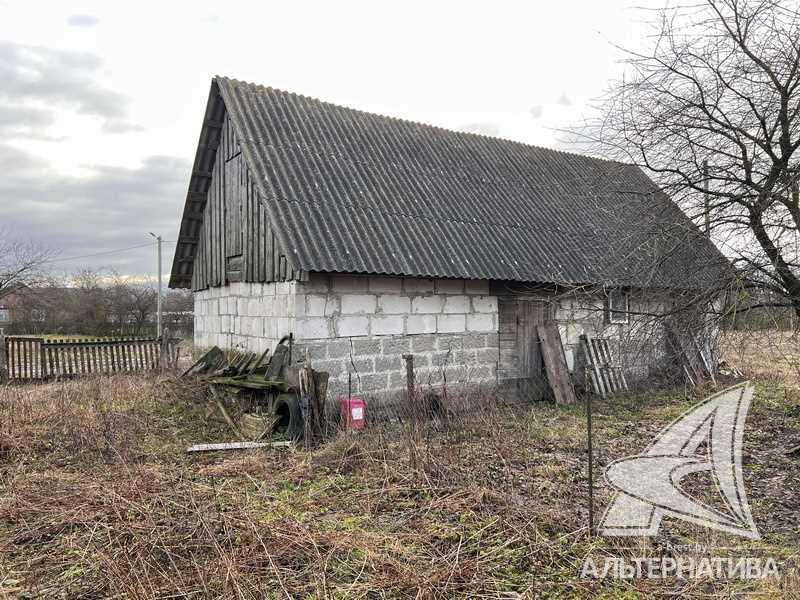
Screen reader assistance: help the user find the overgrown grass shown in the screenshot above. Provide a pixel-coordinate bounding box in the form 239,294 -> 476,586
0,367 -> 798,597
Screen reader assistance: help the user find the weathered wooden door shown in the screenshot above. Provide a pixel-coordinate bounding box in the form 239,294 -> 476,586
498,298 -> 550,400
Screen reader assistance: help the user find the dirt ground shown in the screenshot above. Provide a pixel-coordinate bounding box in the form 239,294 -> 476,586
0,336 -> 798,598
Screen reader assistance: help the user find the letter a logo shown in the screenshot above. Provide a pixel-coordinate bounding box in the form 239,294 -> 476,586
600,383 -> 760,539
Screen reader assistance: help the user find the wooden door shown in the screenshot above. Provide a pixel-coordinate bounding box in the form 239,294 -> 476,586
497,298 -> 550,400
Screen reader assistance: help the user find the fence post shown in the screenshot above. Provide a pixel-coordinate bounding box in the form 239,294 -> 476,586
0,328 -> 7,384
159,326 -> 171,371
402,353 -> 418,472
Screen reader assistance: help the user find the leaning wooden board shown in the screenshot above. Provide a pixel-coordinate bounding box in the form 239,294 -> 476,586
537,322 -> 577,405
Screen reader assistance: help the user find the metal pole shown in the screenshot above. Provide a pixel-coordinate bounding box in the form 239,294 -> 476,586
586,390 -> 595,538
156,235 -> 163,338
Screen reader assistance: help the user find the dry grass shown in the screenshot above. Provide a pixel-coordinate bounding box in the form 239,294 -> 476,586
722,329 -> 800,384
0,338 -> 798,598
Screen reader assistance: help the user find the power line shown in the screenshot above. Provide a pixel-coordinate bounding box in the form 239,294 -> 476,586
42,241 -> 176,265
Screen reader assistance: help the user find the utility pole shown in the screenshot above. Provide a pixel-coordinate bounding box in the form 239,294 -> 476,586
149,232 -> 163,338
703,160 -> 710,237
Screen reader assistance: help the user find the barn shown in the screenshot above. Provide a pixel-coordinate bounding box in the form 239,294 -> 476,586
169,77 -> 730,400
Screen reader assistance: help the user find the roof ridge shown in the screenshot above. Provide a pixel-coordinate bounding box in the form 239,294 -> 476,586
213,75 -> 631,167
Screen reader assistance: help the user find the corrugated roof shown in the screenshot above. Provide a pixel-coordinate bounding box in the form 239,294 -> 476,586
170,76 -> 731,289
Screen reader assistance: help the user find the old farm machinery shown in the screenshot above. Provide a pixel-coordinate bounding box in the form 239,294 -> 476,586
183,335 -> 329,443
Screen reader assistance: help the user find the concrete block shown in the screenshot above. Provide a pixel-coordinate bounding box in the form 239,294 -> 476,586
313,358 -> 345,378
350,357 -> 374,373
411,295 -> 443,314
382,337 -> 411,355
403,277 -> 434,294
465,280 -> 490,295
331,274 -> 369,293
378,295 -> 411,314
296,317 -> 330,339
435,279 -> 464,294
275,282 -> 297,296
273,294 -> 291,316
436,334 -> 463,351
237,298 -> 248,317
220,315 -> 231,333
327,339 -> 352,359
462,334 -> 487,349
295,342 -> 328,361
406,314 -> 436,334
341,294 -> 377,314
352,339 -> 381,355
472,295 -> 498,313
437,314 -> 466,333
411,334 -> 437,352
475,347 -> 499,364
274,316 -> 292,338
336,316 -> 370,337
249,297 -> 273,317
358,372 -> 388,392
368,276 -> 402,293
443,295 -> 469,314
304,294 -> 329,317
375,355 -> 403,372
372,315 -> 404,335
389,370 -> 408,389
469,364 -> 495,381
263,318 -> 276,340
467,313 -> 495,332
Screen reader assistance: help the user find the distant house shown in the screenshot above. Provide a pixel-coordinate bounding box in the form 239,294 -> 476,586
0,301 -> 12,327
169,77 -> 730,399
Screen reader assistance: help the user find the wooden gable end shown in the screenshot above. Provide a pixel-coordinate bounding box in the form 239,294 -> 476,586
189,108 -> 301,291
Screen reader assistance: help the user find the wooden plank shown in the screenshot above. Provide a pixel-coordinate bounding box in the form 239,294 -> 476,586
596,338 -> 617,394
581,335 -> 607,398
0,332 -> 7,383
537,322 -> 577,405
592,338 -> 616,394
186,441 -> 292,453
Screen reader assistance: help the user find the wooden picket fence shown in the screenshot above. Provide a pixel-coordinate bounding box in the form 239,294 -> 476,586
0,334 -> 177,382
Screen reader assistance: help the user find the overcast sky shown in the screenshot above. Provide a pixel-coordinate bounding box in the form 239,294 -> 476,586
0,0 -> 665,282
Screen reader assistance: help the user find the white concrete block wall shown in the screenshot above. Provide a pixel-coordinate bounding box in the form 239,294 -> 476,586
193,273 -> 502,400
193,281 -> 299,353
551,291 -> 670,381
292,273 -> 501,399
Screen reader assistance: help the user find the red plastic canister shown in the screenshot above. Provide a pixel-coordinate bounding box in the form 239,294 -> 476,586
339,396 -> 365,430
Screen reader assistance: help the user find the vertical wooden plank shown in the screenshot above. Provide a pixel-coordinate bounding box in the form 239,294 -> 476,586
0,332 -> 7,384
119,341 -> 127,373
582,335 -> 607,398
594,339 -> 615,393
538,322 -> 577,405
14,339 -> 20,380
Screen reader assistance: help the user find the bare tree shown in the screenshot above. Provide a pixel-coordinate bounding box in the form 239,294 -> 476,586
0,230 -> 54,301
579,0 -> 800,318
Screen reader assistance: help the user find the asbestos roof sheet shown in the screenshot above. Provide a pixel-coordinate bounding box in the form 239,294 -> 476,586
172,76 -> 731,290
